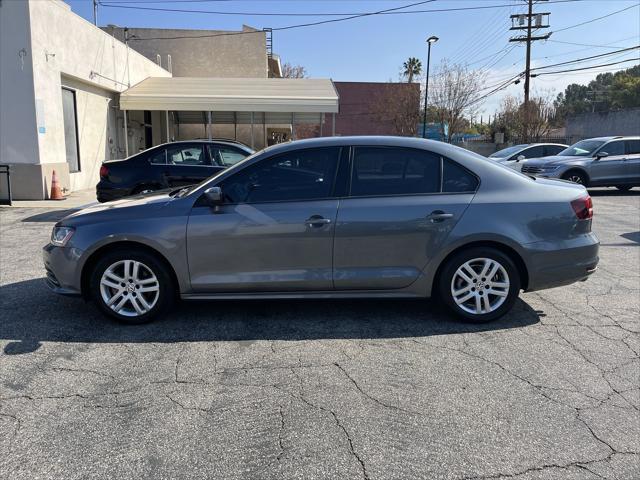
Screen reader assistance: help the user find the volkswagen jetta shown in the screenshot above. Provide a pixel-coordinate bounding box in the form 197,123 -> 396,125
44,136 -> 599,324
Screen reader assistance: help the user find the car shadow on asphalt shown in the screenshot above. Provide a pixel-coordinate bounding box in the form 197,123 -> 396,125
0,278 -> 541,355
588,188 -> 640,197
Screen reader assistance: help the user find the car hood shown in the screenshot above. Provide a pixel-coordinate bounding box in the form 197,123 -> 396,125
523,155 -> 585,167
58,190 -> 176,226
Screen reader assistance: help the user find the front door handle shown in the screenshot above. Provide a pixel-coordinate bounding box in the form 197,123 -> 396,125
427,210 -> 454,223
305,215 -> 332,227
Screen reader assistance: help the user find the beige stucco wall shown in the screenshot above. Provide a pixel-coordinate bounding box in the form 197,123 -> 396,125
102,26 -> 269,79
0,0 -> 171,199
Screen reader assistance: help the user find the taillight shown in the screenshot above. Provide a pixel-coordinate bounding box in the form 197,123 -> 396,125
571,195 -> 593,220
99,165 -> 109,178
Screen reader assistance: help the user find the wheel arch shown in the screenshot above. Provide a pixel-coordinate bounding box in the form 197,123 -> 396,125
80,241 -> 180,300
430,240 -> 529,296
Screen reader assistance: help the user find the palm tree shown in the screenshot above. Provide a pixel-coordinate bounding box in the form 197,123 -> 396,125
403,57 -> 422,83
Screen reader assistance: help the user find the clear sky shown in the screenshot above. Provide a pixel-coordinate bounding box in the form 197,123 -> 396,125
68,0 -> 640,117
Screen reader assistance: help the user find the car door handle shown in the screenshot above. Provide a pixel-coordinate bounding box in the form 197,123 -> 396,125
427,210 -> 454,223
305,215 -> 331,227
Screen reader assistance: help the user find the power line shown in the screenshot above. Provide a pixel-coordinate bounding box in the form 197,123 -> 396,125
552,3 -> 640,33
530,46 -> 640,71
547,36 -> 639,49
98,0 -> 586,17
531,58 -> 639,77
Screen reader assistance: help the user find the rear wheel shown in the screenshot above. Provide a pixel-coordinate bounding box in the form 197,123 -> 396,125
438,247 -> 521,323
89,249 -> 174,324
562,170 -> 588,186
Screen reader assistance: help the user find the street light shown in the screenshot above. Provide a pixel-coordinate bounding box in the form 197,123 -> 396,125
422,35 -> 439,139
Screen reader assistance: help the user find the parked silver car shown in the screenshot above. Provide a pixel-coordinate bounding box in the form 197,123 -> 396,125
43,136 -> 599,324
489,143 -> 567,170
521,136 -> 640,190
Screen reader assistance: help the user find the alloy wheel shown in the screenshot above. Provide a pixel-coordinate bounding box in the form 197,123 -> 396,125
566,174 -> 583,184
99,260 -> 159,317
450,257 -> 510,315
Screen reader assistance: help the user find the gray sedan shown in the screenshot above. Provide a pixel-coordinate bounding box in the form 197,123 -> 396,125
43,136 -> 599,324
521,136 -> 640,190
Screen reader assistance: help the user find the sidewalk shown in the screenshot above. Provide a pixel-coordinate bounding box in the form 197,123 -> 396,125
1,189 -> 98,209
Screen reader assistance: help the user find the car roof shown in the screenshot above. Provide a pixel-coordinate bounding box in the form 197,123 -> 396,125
581,136 -> 636,142
152,139 -> 253,151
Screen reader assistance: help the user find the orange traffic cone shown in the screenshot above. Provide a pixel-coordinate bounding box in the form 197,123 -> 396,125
50,170 -> 65,200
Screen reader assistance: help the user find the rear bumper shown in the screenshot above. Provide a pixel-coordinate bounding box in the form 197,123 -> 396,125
96,182 -> 129,203
42,244 -> 83,296
524,232 -> 599,291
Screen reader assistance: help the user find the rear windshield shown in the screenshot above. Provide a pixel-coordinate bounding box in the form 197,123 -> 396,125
489,145 -> 527,158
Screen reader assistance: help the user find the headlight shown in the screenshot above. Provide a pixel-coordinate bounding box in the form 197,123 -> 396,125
51,226 -> 75,246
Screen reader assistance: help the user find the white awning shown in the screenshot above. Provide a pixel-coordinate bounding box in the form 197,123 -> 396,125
119,77 -> 339,113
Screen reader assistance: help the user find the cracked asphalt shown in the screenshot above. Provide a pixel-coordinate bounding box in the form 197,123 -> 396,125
0,189 -> 638,480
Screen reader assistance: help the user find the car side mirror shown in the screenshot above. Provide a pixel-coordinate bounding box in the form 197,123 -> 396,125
204,186 -> 223,206
595,151 -> 608,160
516,154 -> 526,161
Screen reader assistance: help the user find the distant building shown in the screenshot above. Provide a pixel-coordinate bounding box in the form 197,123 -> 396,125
328,82 -> 420,137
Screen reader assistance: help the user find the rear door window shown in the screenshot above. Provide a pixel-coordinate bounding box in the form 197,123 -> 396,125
442,159 -> 479,193
625,140 -> 640,155
148,148 -> 167,164
350,147 -> 440,196
167,144 -> 208,166
519,145 -> 545,159
208,145 -> 249,166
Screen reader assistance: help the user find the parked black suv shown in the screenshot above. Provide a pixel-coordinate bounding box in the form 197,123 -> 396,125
96,140 -> 254,202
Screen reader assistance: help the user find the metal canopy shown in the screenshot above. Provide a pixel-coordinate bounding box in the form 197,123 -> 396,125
119,77 -> 339,113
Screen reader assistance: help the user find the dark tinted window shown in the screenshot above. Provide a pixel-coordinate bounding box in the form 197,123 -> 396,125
544,145 -> 565,156
167,145 -> 207,166
221,147 -> 340,203
442,159 -> 478,193
519,145 -> 545,159
149,148 -> 167,164
351,147 -> 440,196
625,140 -> 640,154
600,141 -> 624,156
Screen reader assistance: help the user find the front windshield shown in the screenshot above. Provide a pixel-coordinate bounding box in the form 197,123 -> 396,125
489,145 -> 527,158
559,140 -> 605,157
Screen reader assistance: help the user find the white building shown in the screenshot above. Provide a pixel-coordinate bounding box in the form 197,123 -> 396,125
0,0 -> 339,201
0,0 -> 170,200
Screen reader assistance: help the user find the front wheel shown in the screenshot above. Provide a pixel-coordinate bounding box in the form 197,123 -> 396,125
89,249 -> 174,324
562,170 -> 588,186
438,247 -> 521,323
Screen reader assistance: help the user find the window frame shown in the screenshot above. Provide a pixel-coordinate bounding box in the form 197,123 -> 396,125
346,145 -> 479,199
61,87 -> 81,173
218,146 -> 344,205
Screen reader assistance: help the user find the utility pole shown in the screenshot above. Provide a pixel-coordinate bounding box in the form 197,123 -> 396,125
509,0 -> 550,141
93,0 -> 98,26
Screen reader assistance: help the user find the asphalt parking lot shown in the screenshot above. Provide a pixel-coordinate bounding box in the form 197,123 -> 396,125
0,189 -> 638,480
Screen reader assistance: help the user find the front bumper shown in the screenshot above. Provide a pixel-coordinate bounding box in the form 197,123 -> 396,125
524,232 -> 599,291
42,244 -> 83,296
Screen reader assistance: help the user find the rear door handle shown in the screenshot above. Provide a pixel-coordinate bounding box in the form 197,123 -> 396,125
427,210 -> 454,223
305,215 -> 332,227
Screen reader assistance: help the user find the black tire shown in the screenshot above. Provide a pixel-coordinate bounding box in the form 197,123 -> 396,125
561,170 -> 588,186
89,248 -> 174,324
438,247 -> 521,323
615,185 -> 632,192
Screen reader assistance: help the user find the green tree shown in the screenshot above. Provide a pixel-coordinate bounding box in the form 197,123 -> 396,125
402,57 -> 422,83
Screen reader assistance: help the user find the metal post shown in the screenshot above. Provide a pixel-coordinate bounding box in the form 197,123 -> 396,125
291,113 -> 296,140
332,113 -> 336,136
234,112 -> 237,140
207,111 -> 212,140
250,112 -> 255,149
422,42 -> 433,138
165,111 -> 170,142
263,113 -> 266,149
93,0 -> 98,26
123,110 -> 129,157
320,113 -> 324,137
